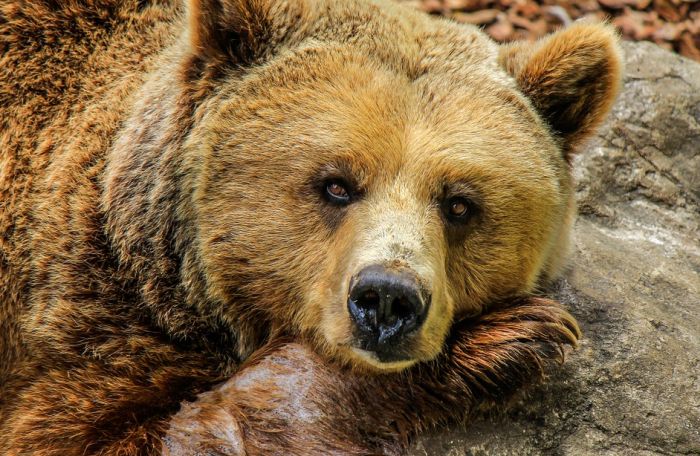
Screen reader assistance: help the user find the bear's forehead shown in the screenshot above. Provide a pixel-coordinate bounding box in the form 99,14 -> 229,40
205,6 -> 561,195
219,43 -> 550,172
304,0 -> 500,71
224,0 -> 509,101
211,59 -> 559,205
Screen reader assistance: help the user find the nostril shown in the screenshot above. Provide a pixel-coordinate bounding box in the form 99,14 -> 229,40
391,297 -> 414,321
349,289 -> 382,332
357,290 -> 380,311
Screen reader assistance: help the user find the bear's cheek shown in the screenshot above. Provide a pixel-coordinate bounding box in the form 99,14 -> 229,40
443,199 -> 565,316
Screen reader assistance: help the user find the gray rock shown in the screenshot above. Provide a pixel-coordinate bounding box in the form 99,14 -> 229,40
413,41 -> 700,456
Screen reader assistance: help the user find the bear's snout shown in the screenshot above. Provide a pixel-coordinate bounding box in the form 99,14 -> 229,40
347,264 -> 430,362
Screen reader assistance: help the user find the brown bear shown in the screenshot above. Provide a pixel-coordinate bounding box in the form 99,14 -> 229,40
0,0 -> 621,454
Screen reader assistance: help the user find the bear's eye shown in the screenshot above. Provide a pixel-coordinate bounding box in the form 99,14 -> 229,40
324,180 -> 351,205
444,196 -> 472,222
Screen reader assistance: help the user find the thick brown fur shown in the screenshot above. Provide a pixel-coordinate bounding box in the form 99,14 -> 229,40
163,297 -> 580,455
0,0 -> 620,454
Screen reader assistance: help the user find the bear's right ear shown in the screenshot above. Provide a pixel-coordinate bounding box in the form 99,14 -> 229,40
499,22 -> 623,159
186,0 -> 308,70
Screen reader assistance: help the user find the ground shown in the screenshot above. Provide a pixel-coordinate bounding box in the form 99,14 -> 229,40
402,0 -> 700,62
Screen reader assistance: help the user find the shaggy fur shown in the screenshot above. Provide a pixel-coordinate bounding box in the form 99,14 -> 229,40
163,298 -> 580,455
0,0 -> 621,454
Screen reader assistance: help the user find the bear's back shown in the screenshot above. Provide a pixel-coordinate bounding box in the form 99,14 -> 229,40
0,0 -> 180,203
0,0 -> 180,399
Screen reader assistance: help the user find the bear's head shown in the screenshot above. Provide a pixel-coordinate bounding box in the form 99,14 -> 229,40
106,0 -> 621,371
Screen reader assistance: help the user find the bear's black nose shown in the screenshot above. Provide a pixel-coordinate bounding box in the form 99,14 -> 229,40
347,264 -> 430,359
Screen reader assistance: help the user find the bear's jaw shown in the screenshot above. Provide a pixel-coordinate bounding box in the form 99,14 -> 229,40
348,347 -> 419,372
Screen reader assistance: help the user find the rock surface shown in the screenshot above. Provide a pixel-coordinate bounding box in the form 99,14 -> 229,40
412,41 -> 700,456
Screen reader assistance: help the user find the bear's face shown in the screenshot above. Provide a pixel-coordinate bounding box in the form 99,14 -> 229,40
181,0 -> 621,370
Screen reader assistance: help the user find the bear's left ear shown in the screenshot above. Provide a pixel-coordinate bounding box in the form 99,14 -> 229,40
186,0 -> 310,72
499,23 -> 623,158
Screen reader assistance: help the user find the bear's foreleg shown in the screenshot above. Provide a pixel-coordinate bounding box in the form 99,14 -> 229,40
164,297 -> 580,455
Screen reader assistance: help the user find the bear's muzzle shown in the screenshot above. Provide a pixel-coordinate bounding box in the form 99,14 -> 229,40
347,264 -> 431,362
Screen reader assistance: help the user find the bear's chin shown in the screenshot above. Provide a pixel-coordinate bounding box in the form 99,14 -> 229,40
348,347 -> 420,372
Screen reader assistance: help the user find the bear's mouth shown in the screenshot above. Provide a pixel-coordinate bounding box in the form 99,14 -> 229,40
349,346 -> 418,371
